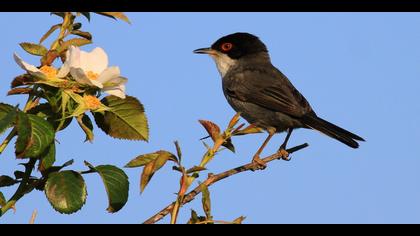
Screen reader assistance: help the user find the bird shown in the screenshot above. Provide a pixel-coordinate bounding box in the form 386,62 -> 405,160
194,32 -> 364,168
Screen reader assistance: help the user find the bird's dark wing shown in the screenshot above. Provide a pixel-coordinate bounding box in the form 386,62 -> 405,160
225,66 -> 313,118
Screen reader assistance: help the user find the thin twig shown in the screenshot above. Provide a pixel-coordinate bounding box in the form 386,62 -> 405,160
142,143 -> 309,224
29,209 -> 37,224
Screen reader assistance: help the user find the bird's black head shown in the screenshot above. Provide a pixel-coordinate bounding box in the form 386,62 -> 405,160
194,32 -> 268,60
211,33 -> 268,59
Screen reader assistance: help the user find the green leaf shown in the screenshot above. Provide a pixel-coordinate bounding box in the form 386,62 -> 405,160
94,96 -> 149,141
76,114 -> 94,142
125,153 -> 159,168
28,103 -> 73,132
84,162 -> 129,213
0,191 -> 6,207
137,151 -> 176,193
38,142 -> 56,172
44,170 -> 87,214
57,38 -> 92,54
95,12 -> 131,24
15,112 -> 55,158
39,24 -> 61,44
0,175 -> 18,187
71,30 -> 92,40
201,184 -> 211,219
19,42 -> 48,56
0,106 -> 17,136
0,103 -> 14,120
125,151 -> 176,168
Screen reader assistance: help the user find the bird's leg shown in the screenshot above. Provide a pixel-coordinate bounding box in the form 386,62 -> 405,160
252,128 -> 276,170
278,128 -> 293,161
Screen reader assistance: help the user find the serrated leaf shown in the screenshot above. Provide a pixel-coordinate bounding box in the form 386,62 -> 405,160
15,112 -> 55,158
199,120 -> 221,142
186,166 -> 207,174
84,162 -> 129,213
19,42 -> 48,56
0,106 -> 17,136
95,12 -> 131,24
139,151 -> 175,193
38,142 -> 56,172
57,38 -> 92,54
28,103 -> 73,132
201,184 -> 211,219
94,96 -> 149,141
71,30 -> 92,40
125,153 -> 159,168
40,24 -> 61,44
0,175 -> 18,187
44,170 -> 87,214
0,103 -> 14,119
76,114 -> 94,142
0,191 -> 6,207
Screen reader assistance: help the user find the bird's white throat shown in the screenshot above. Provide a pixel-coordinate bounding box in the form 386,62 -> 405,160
210,53 -> 238,77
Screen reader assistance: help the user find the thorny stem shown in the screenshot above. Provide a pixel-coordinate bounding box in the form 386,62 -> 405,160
0,158 -> 37,217
170,130 -> 233,224
144,143 -> 309,224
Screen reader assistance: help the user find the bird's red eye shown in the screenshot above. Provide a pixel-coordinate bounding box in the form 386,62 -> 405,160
221,42 -> 233,52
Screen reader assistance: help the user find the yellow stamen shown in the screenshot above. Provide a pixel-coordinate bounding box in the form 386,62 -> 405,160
86,71 -> 99,81
84,95 -> 101,110
39,65 -> 58,79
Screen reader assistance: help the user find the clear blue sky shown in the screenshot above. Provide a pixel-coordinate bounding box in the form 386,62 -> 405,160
1,12 -> 420,224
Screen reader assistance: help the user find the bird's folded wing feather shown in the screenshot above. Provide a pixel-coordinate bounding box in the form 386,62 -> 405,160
225,67 -> 313,118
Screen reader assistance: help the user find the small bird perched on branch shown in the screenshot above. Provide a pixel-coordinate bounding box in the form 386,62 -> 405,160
194,32 -> 364,168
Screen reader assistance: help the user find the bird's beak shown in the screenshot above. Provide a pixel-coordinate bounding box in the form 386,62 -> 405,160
193,47 -> 216,55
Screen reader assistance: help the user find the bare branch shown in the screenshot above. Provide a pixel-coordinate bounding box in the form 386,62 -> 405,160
142,143 -> 309,224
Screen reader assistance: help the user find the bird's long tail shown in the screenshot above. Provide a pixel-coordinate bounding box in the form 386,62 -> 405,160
301,115 -> 365,148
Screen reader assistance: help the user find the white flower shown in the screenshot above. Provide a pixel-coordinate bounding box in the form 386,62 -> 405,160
13,53 -> 60,80
57,46 -> 127,99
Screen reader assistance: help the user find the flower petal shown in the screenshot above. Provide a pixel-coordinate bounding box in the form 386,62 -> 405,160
13,53 -> 47,79
79,47 -> 108,74
70,67 -> 103,88
102,84 -> 126,99
97,66 -> 121,84
57,46 -> 81,78
14,53 -> 40,73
